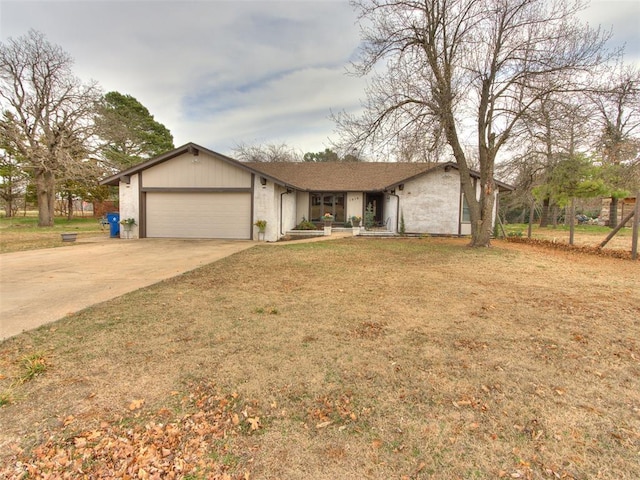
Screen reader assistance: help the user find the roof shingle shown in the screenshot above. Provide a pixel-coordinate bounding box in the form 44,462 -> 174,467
245,161 -> 441,191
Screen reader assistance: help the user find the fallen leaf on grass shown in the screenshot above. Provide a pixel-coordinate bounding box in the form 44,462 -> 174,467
2,384 -> 256,479
315,421 -> 332,429
247,417 -> 260,430
74,437 -> 87,448
232,413 -> 240,425
129,399 -> 145,411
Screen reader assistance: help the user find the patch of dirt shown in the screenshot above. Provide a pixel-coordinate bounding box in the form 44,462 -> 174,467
1,237 -> 638,479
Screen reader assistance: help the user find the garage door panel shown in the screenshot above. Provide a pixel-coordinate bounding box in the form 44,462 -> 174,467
146,192 -> 251,239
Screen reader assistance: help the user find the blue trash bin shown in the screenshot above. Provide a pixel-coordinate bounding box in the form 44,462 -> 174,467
107,212 -> 120,238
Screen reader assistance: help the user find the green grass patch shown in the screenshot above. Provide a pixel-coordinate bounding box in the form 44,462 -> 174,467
0,215 -> 106,253
19,352 -> 48,383
504,222 -> 629,236
0,390 -> 13,407
0,215 -> 102,231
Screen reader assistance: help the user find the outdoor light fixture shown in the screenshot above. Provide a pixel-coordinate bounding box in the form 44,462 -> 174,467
260,177 -> 267,186
398,184 -> 404,191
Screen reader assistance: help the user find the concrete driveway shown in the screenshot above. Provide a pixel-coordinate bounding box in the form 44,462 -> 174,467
0,238 -> 255,341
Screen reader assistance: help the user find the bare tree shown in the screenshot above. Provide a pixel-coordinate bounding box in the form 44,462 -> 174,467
0,30 -> 101,226
590,64 -> 640,227
335,0 -> 611,246
233,142 -> 302,162
516,91 -> 595,226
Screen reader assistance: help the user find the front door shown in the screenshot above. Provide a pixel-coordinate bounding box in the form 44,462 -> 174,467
365,193 -> 384,227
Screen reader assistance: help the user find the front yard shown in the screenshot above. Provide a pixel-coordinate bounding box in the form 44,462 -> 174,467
0,237 -> 638,479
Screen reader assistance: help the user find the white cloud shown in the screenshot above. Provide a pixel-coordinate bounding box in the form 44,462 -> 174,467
578,0 -> 640,64
2,0 -> 637,156
0,0 -> 365,153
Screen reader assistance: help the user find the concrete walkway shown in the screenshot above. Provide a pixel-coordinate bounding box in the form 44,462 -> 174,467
0,238 -> 255,341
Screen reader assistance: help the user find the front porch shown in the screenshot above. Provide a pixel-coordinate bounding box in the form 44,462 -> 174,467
285,225 -> 398,239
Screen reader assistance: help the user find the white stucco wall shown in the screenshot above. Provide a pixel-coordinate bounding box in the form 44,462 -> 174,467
384,194 -> 399,232
252,180 -> 299,241
252,178 -> 279,241
347,192 -> 364,222
397,169 -> 461,234
119,173 -> 140,239
295,191 -> 309,224
280,187 -> 297,236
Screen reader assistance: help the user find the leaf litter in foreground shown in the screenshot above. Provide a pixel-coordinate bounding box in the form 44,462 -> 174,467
0,381 -> 259,479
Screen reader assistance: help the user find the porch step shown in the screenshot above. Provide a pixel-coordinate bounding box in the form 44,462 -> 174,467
358,230 -> 398,237
286,230 -> 325,238
285,228 -> 399,238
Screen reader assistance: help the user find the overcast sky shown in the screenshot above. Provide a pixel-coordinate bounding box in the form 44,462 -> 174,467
1,0 -> 638,157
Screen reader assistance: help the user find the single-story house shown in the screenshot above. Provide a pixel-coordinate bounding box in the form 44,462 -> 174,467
100,142 -> 513,241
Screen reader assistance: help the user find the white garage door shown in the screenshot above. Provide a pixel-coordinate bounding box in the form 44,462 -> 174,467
146,192 -> 252,239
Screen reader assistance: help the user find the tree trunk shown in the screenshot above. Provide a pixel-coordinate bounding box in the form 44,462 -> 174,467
442,110 -> 493,247
528,200 -> 535,238
35,169 -> 55,227
458,177 -> 492,247
609,197 -> 618,228
631,192 -> 638,260
3,199 -> 13,217
468,178 -> 495,247
66,192 -> 73,221
539,197 -> 550,227
569,198 -> 576,245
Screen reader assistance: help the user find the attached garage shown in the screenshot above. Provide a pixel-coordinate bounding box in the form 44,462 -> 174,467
100,144 -> 265,240
146,192 -> 252,239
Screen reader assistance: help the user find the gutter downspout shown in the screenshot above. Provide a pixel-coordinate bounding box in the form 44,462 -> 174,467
280,188 -> 293,237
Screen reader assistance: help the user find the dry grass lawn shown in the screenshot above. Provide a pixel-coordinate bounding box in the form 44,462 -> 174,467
0,237 -> 638,479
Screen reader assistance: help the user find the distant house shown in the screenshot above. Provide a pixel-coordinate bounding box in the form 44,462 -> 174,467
600,197 -> 637,227
100,142 -> 513,241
